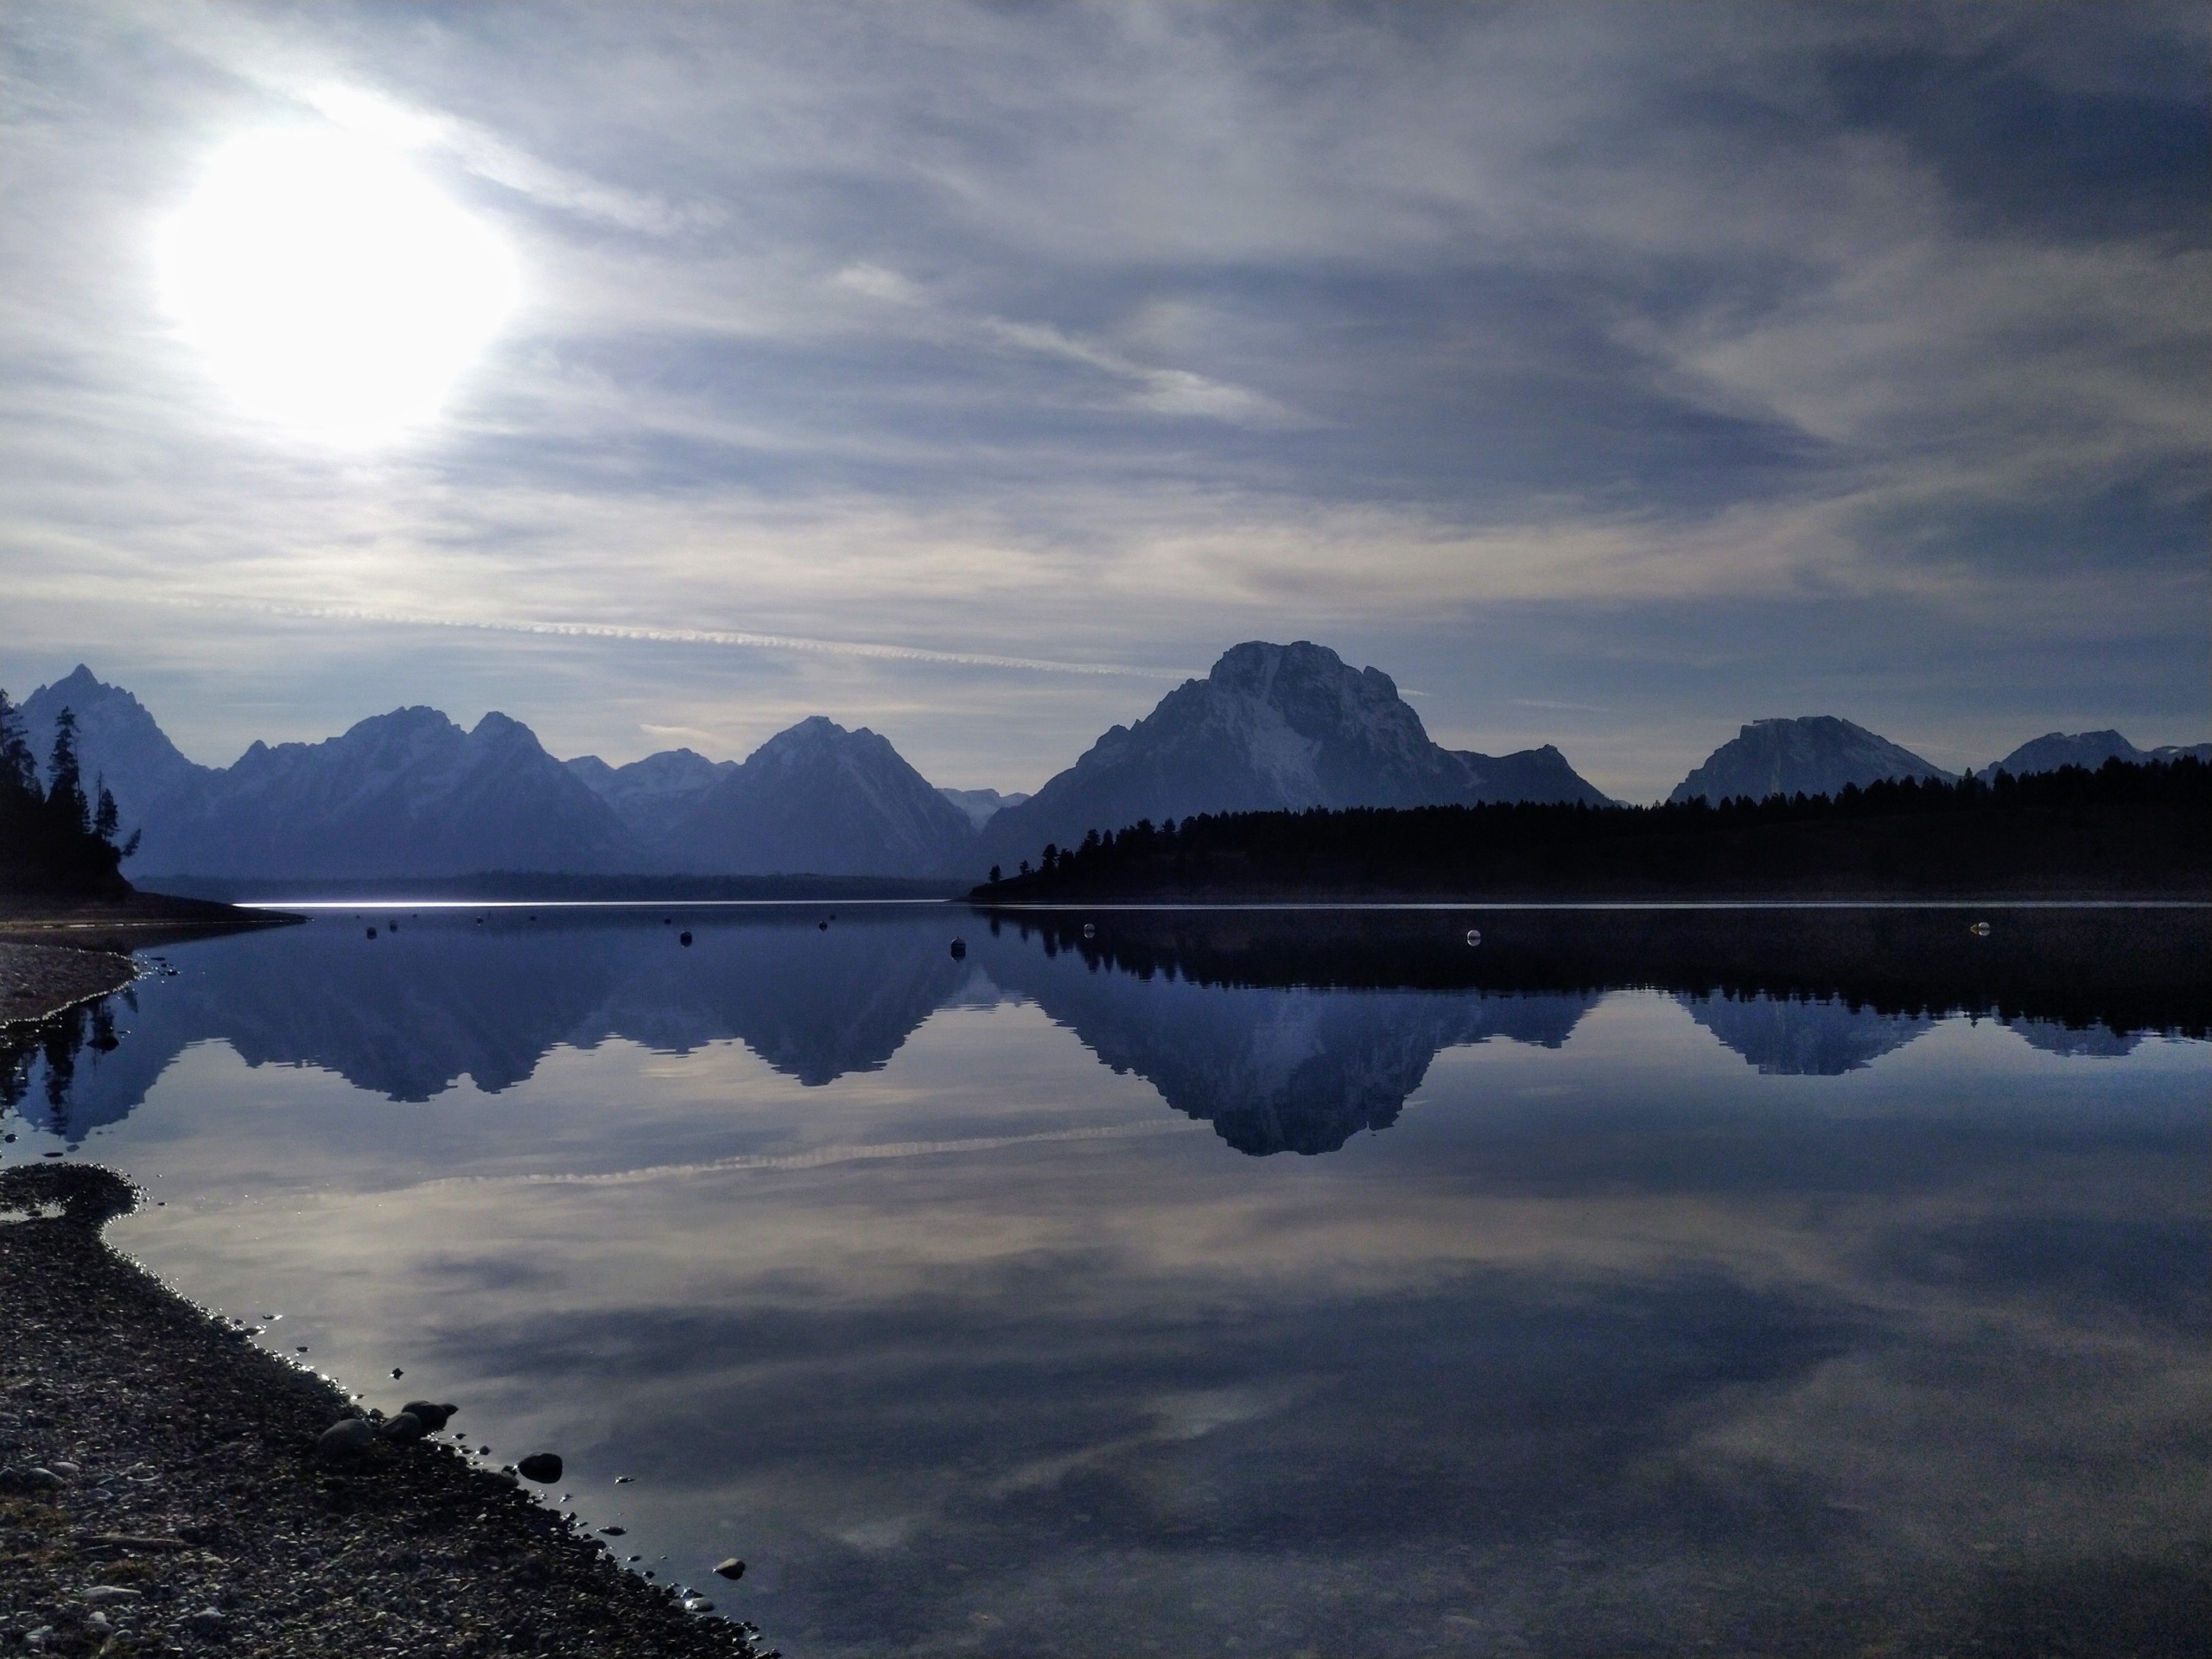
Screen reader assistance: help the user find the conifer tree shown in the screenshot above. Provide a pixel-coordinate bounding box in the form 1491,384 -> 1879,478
46,708 -> 90,836
0,690 -> 37,800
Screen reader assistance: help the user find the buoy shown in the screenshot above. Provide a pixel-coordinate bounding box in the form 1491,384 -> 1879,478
1968,920 -> 1991,936
1465,928 -> 1482,947
365,926 -> 378,939
679,931 -> 693,947
818,920 -> 829,931
1082,923 -> 1096,938
949,938 -> 967,960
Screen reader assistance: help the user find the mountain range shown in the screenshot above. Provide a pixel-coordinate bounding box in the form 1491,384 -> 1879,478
1976,729 -> 2211,782
10,652 -> 2203,881
978,640 -> 1610,869
1667,716 -> 1954,805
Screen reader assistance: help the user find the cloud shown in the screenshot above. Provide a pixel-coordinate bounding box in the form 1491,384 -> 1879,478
836,261 -> 1302,427
0,1 -> 2204,798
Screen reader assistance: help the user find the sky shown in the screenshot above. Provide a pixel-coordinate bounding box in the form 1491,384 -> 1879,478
2,1 -> 2206,801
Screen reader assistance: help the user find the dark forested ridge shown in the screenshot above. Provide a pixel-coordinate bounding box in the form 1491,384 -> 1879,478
0,690 -> 133,895
976,759 -> 2212,900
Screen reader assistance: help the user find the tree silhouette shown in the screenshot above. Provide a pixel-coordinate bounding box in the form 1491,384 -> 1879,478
0,690 -> 36,798
46,708 -> 89,837
0,696 -> 132,893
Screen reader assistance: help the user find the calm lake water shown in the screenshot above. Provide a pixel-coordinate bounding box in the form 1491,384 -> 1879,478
3,904 -> 2207,1656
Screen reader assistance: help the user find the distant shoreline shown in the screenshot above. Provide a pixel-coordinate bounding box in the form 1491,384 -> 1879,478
137,872 -> 970,905
971,894 -> 2212,910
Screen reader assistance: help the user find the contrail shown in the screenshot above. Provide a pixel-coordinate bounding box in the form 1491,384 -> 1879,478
158,594 -> 1189,679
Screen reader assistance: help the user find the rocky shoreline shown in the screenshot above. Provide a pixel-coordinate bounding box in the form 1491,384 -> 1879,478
0,1165 -> 776,1658
0,944 -> 135,1034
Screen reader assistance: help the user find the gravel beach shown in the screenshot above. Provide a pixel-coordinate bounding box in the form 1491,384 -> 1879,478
0,1164 -> 777,1658
0,944 -> 134,1033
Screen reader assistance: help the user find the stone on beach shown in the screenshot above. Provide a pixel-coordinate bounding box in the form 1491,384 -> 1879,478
315,1417 -> 376,1464
0,1161 -> 777,1659
401,1398 -> 458,1432
380,1410 -> 428,1443
517,1452 -> 564,1484
713,1558 -> 747,1580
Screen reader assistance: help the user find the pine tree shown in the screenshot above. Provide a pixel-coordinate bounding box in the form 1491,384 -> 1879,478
0,690 -> 37,800
47,708 -> 90,836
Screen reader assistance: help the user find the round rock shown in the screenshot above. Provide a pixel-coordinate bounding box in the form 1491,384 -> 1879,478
315,1418 -> 376,1465
713,1557 -> 747,1580
516,1452 -> 563,1484
400,1400 -> 456,1432
379,1412 -> 427,1444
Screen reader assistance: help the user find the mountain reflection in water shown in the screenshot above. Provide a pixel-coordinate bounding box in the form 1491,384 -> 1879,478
3,905 -> 2207,1656
9,906 -> 2202,1150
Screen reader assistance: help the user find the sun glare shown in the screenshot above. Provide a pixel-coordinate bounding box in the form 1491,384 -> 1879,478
157,124 -> 520,447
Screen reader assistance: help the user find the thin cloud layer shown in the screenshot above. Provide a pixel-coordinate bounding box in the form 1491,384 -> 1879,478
1,1 -> 2203,795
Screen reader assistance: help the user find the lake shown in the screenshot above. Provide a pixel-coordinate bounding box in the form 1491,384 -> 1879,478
3,903 -> 2207,1656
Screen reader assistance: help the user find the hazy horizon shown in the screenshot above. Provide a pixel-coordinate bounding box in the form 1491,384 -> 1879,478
4,2 -> 2206,801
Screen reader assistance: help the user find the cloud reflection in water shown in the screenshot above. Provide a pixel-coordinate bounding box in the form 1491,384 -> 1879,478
3,907 -> 2203,1654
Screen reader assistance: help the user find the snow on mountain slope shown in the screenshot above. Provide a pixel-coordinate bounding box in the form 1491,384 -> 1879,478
1669,716 -> 1952,805
1975,729 -> 2212,781
938,787 -> 1031,830
17,665 -> 212,853
567,748 -> 737,842
980,640 -> 1611,868
136,707 -> 637,877
657,716 -> 978,876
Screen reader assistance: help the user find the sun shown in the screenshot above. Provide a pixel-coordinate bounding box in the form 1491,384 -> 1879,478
157,124 -> 521,447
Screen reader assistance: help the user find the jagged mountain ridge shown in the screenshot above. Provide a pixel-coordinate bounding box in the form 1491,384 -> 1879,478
566,748 -> 737,844
41,658 -> 2187,883
137,707 -> 637,879
18,666 -> 213,843
939,787 -> 1031,830
655,715 -> 979,878
13,668 -> 982,879
1976,729 -> 2212,783
980,640 -> 1611,868
1668,716 -> 1952,805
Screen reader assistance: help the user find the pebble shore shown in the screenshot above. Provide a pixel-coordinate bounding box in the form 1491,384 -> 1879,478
0,1165 -> 777,1658
0,944 -> 134,1033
